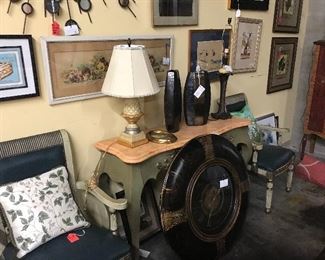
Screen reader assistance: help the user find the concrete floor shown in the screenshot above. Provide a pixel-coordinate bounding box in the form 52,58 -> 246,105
140,174 -> 325,260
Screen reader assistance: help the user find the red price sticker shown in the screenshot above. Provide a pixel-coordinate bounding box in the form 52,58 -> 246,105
67,233 -> 80,243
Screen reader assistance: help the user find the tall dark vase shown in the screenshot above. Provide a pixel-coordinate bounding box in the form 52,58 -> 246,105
164,70 -> 182,133
211,71 -> 232,120
184,70 -> 211,126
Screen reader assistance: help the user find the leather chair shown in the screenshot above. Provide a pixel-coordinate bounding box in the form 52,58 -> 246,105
224,93 -> 295,213
0,130 -> 130,259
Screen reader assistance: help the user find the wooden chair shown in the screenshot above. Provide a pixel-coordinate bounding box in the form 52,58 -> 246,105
224,93 -> 295,213
0,130 -> 130,259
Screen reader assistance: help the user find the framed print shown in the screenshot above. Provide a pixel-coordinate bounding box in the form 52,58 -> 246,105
256,113 -> 278,145
41,35 -> 173,105
231,17 -> 263,73
139,184 -> 161,241
267,37 -> 298,94
0,35 -> 39,102
189,29 -> 231,80
228,0 -> 269,10
273,0 -> 303,33
153,0 -> 198,26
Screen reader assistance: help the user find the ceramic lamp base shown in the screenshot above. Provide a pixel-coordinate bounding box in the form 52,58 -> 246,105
117,131 -> 148,148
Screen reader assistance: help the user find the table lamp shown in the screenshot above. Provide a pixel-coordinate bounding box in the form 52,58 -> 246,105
101,43 -> 160,148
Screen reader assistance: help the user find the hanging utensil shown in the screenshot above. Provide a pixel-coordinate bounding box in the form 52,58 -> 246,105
74,0 -> 82,14
118,0 -> 136,18
78,0 -> 93,23
7,0 -> 21,14
65,0 -> 81,30
45,0 -> 60,21
21,0 -> 33,34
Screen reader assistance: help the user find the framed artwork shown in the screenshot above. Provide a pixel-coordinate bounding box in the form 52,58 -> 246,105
267,37 -> 298,94
0,35 -> 39,102
41,35 -> 173,105
231,17 -> 263,73
189,29 -> 231,80
228,0 -> 269,10
256,113 -> 278,145
153,0 -> 198,26
273,0 -> 303,33
139,184 -> 161,241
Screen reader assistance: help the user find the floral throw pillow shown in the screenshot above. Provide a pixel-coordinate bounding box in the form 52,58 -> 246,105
0,166 -> 89,258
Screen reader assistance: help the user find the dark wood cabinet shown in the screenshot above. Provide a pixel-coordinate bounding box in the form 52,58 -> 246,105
303,40 -> 325,153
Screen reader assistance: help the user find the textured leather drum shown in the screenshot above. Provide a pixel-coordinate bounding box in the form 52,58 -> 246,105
164,70 -> 182,133
160,134 -> 249,259
184,71 -> 211,126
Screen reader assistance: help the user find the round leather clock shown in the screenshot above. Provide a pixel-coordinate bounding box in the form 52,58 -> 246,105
160,134 -> 249,259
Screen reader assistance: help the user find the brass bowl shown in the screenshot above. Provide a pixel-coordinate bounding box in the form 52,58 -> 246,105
146,129 -> 177,144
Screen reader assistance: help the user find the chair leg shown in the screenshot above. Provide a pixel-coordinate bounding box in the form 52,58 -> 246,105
286,163 -> 294,192
265,178 -> 273,214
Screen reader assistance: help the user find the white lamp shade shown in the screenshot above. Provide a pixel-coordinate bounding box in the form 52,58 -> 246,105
101,44 -> 160,98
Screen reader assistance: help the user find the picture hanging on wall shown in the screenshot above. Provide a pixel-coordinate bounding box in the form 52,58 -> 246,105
228,0 -> 269,10
153,0 -> 198,26
41,35 -> 173,105
0,35 -> 39,102
273,0 -> 303,33
231,17 -> 263,73
189,29 -> 231,81
267,37 -> 298,94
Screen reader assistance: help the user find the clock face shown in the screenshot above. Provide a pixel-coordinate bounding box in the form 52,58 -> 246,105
186,162 -> 239,242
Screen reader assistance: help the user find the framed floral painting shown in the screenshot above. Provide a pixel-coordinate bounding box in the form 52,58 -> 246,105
41,35 -> 173,105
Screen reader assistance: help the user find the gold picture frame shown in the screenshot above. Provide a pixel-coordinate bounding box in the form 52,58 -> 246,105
41,35 -> 173,105
231,17 -> 263,73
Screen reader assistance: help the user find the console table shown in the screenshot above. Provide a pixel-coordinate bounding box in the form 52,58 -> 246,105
95,118 -> 252,250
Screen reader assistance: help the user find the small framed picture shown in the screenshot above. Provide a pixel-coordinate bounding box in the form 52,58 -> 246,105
189,29 -> 231,81
0,35 -> 39,101
267,37 -> 298,94
231,17 -> 263,73
139,184 -> 161,241
228,0 -> 269,10
273,0 -> 303,33
41,35 -> 173,105
153,0 -> 198,26
256,113 -> 278,145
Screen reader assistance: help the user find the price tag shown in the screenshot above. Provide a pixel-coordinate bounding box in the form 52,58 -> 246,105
236,9 -> 241,18
163,57 -> 170,65
167,71 -> 174,78
194,85 -> 205,98
64,24 -> 80,36
67,233 -> 80,243
220,179 -> 229,188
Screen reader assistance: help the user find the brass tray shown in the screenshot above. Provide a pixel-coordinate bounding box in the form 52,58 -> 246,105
146,129 -> 177,144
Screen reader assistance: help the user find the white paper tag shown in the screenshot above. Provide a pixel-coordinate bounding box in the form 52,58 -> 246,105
236,9 -> 241,18
194,85 -> 205,98
163,57 -> 170,65
220,179 -> 229,188
64,25 -> 80,36
167,71 -> 174,78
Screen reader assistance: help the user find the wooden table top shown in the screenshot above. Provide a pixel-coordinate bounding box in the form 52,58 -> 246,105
95,118 -> 250,164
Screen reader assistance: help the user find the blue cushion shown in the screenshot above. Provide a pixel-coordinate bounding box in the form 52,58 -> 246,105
3,226 -> 130,260
0,146 -> 65,185
257,144 -> 295,172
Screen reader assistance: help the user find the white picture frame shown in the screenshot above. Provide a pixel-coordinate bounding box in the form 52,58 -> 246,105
41,35 -> 173,105
256,113 -> 278,145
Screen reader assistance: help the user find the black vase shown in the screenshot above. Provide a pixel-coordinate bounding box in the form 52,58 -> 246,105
184,70 -> 211,126
211,72 -> 232,120
164,70 -> 182,133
